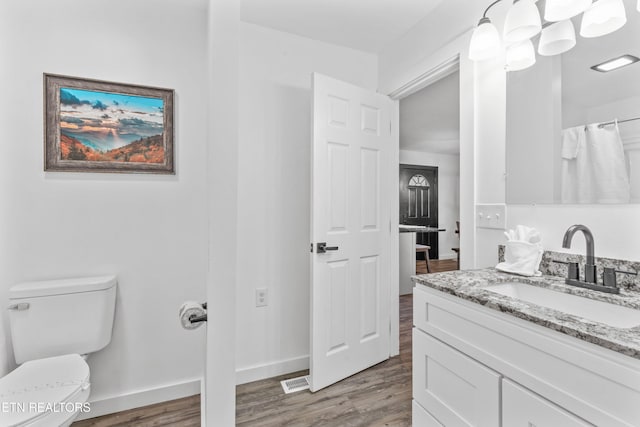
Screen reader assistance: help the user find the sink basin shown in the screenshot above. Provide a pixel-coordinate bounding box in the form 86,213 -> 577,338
485,282 -> 640,329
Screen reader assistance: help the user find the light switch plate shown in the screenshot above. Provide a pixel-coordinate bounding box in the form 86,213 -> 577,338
476,204 -> 507,230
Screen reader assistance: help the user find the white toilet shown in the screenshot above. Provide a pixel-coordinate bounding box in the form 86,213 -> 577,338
1,275 -> 116,427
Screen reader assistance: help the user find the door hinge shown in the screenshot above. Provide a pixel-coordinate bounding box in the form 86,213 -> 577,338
310,243 -> 313,253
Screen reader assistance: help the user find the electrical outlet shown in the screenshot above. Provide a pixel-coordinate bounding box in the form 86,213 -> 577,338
255,288 -> 268,307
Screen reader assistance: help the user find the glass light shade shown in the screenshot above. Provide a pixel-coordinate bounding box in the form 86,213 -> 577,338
580,0 -> 627,38
504,0 -> 542,44
538,20 -> 576,56
469,18 -> 502,61
544,0 -> 592,21
506,39 -> 536,71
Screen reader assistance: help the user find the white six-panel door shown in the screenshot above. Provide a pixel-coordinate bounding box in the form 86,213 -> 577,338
310,73 -> 393,392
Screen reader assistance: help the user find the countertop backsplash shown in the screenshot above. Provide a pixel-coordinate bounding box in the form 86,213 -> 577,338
498,245 -> 640,292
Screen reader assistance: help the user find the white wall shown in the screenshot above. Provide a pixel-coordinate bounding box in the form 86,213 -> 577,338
235,23 -> 378,383
0,0 -> 208,415
507,205 -> 640,261
400,150 -> 460,259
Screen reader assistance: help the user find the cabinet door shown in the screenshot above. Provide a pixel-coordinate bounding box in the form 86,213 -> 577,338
413,329 -> 501,427
413,400 -> 443,427
503,379 -> 594,426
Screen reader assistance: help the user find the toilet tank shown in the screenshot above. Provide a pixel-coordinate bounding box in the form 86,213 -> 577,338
8,275 -> 117,364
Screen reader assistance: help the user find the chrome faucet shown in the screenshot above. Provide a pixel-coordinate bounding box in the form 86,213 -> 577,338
562,224 -> 596,283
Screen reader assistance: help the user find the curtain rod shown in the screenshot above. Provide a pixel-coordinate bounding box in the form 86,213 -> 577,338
598,117 -> 640,128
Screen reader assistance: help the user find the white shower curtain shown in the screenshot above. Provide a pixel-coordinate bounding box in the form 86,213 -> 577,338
586,122 -> 630,203
561,122 -> 630,203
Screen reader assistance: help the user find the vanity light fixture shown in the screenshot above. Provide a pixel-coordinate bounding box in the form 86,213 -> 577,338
504,0 -> 542,43
471,0 -> 631,70
506,39 -> 537,70
545,0 -> 592,21
538,19 -> 577,56
590,54 -> 640,72
469,0 -> 503,61
580,0 -> 627,38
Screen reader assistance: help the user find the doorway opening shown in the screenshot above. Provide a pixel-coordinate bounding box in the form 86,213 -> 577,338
394,71 -> 461,423
398,70 -> 460,288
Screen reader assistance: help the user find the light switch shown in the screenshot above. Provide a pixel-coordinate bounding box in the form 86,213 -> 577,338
476,204 -> 507,229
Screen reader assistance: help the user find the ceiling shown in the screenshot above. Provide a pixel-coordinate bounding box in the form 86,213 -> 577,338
240,0 -> 443,53
399,71 -> 460,155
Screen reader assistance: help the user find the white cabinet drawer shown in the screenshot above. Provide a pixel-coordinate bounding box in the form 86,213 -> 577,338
413,329 -> 501,427
503,379 -> 594,426
412,400 -> 443,427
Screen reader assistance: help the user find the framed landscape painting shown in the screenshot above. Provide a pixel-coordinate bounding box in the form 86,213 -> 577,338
44,74 -> 174,174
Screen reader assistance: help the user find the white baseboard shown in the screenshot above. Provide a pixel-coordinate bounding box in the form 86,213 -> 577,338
439,253 -> 457,260
75,378 -> 201,421
235,355 -> 309,385
75,356 -> 309,420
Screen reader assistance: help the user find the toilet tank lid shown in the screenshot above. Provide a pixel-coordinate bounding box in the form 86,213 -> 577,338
9,275 -> 117,299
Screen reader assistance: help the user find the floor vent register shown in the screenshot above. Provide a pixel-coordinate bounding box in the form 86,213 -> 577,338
280,375 -> 310,394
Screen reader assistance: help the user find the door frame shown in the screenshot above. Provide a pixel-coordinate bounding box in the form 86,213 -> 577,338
387,49 -> 475,357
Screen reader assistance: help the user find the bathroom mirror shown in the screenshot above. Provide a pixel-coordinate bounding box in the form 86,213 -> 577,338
506,0 -> 640,204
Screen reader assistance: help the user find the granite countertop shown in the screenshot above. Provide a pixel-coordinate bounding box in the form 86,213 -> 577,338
412,269 -> 640,359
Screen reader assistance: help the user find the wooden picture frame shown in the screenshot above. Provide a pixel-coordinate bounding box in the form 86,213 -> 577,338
44,74 -> 175,174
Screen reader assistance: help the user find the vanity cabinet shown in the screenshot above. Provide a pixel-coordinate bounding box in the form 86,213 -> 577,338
502,379 -> 592,427
412,285 -> 640,427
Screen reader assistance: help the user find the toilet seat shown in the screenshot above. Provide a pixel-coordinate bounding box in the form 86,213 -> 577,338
0,354 -> 90,427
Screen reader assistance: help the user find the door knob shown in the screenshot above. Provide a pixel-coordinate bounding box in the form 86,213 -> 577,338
316,242 -> 339,253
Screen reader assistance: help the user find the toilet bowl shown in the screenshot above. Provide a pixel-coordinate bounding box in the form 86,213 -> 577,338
1,276 -> 116,426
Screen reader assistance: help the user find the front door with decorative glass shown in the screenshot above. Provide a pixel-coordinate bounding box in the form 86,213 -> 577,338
399,164 -> 439,259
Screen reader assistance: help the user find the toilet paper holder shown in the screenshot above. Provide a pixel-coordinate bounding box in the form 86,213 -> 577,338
188,302 -> 207,324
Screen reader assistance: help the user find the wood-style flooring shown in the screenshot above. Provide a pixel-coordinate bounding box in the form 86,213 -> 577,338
72,395 -> 201,427
416,258 -> 458,275
73,259 -> 457,426
235,294 -> 414,427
